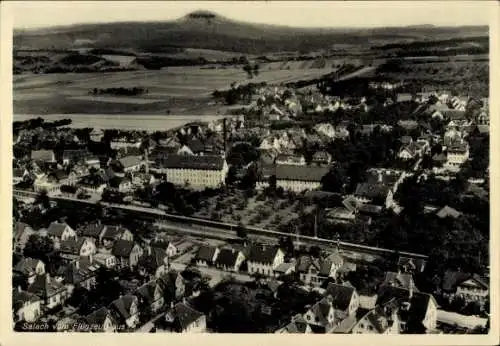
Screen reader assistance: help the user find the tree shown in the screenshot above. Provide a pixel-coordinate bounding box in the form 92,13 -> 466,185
278,236 -> 295,257
321,167 -> 344,193
35,190 -> 50,210
309,246 -> 321,258
23,234 -> 54,262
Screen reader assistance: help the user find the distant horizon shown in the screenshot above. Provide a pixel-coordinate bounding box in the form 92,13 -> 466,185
9,1 -> 492,31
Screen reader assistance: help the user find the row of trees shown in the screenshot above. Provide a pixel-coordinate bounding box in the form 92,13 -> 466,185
89,87 -> 148,96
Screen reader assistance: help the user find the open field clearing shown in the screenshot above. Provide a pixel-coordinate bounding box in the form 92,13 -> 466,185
13,64 -> 338,115
14,113 -> 229,131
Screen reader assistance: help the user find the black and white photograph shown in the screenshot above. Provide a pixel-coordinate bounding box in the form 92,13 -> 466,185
2,0 -> 498,341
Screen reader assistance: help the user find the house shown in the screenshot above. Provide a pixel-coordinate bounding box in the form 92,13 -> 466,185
46,222 -> 77,249
59,238 -> 97,262
164,302 -> 207,333
398,142 -> 421,160
108,175 -> 132,192
351,305 -> 400,334
311,151 -> 332,166
247,245 -> 285,277
194,245 -> 220,267
108,294 -> 140,330
376,286 -> 438,333
112,240 -> 143,269
397,120 -> 418,131
13,222 -> 35,254
274,262 -> 296,277
157,270 -> 186,300
93,253 -> 117,269
150,239 -> 177,258
326,207 -> 356,224
302,296 -> 335,333
135,280 -> 165,314
275,314 -> 312,334
441,271 -> 489,304
259,136 -> 281,151
275,165 -> 329,193
446,143 -> 469,169
14,258 -> 46,285
296,253 -> 344,286
101,226 -> 134,247
275,153 -> 306,166
111,156 -> 143,173
84,307 -> 117,332
62,149 -> 91,165
57,258 -> 100,293
436,205 -> 462,219
31,150 -> 55,163
13,287 -> 43,322
353,182 -> 393,208
160,154 -> 228,190
214,248 -> 245,272
80,223 -> 107,243
78,174 -> 108,193
443,128 -> 463,147
324,282 -> 359,320
140,246 -> 170,278
27,274 -> 68,310
314,123 -> 336,139
381,272 -> 418,291
397,257 -> 427,274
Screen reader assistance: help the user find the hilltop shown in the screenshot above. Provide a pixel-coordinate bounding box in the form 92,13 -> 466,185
14,11 -> 488,55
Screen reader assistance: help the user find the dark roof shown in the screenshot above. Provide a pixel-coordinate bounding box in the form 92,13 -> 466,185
85,307 -> 114,326
161,154 -> 225,170
279,315 -> 310,333
118,156 -> 142,169
276,153 -> 305,164
31,150 -> 54,162
14,258 -> 42,276
215,248 -> 240,267
57,261 -> 98,285
13,289 -> 41,307
275,164 -> 329,182
247,245 -> 281,264
364,307 -> 392,333
81,224 -> 106,238
357,204 -> 383,215
195,245 -> 218,263
324,283 -> 356,311
309,297 -> 333,327
108,295 -> 138,320
63,149 -> 90,161
382,272 -> 417,291
27,274 -> 65,299
185,138 -> 205,153
442,271 -> 489,292
444,110 -> 466,120
148,247 -> 167,268
354,183 -> 390,200
102,226 -> 128,240
112,240 -> 137,257
376,286 -> 436,324
135,281 -> 162,305
295,255 -> 316,273
167,302 -> 204,331
59,238 -> 86,255
436,205 -> 461,219
47,222 -> 71,238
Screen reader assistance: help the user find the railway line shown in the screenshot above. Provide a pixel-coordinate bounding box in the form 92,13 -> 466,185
13,188 -> 428,261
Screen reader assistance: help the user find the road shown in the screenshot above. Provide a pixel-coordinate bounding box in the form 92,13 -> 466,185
170,262 -> 253,287
337,66 -> 376,81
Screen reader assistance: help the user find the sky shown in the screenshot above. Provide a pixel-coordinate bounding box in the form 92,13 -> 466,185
8,1 -> 493,30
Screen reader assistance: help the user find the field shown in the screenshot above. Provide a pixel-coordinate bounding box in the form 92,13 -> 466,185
13,62 -> 338,115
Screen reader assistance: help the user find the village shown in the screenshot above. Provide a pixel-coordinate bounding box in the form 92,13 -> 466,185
12,79 -> 490,334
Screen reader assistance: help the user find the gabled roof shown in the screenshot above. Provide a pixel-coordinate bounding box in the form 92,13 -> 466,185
108,294 -> 138,320
247,245 -> 281,264
436,205 -> 461,219
442,271 -> 489,292
166,302 -> 204,331
27,274 -> 66,299
47,222 -> 72,238
57,260 -> 99,285
112,240 -> 138,257
354,183 -> 390,200
60,238 -> 87,255
279,315 -> 310,333
13,289 -> 41,309
185,138 -> 205,153
31,150 -> 54,162
363,306 -> 392,333
85,307 -> 115,326
118,156 -> 142,169
195,245 -> 218,263
81,224 -> 106,238
214,248 -> 240,267
102,226 -> 128,240
382,272 -> 418,291
308,297 -> 333,326
312,151 -> 332,162
14,258 -> 43,276
135,280 -> 162,305
324,283 -> 356,311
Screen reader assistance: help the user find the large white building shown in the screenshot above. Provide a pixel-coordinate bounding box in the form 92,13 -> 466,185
161,154 -> 228,190
275,164 -> 329,193
446,143 -> 469,170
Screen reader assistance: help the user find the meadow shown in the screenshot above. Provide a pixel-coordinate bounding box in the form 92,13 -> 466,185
13,62 -> 339,115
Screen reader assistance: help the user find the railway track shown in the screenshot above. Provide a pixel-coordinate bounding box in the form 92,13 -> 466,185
14,189 -> 428,261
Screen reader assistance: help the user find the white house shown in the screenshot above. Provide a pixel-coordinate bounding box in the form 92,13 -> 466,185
247,245 -> 285,277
